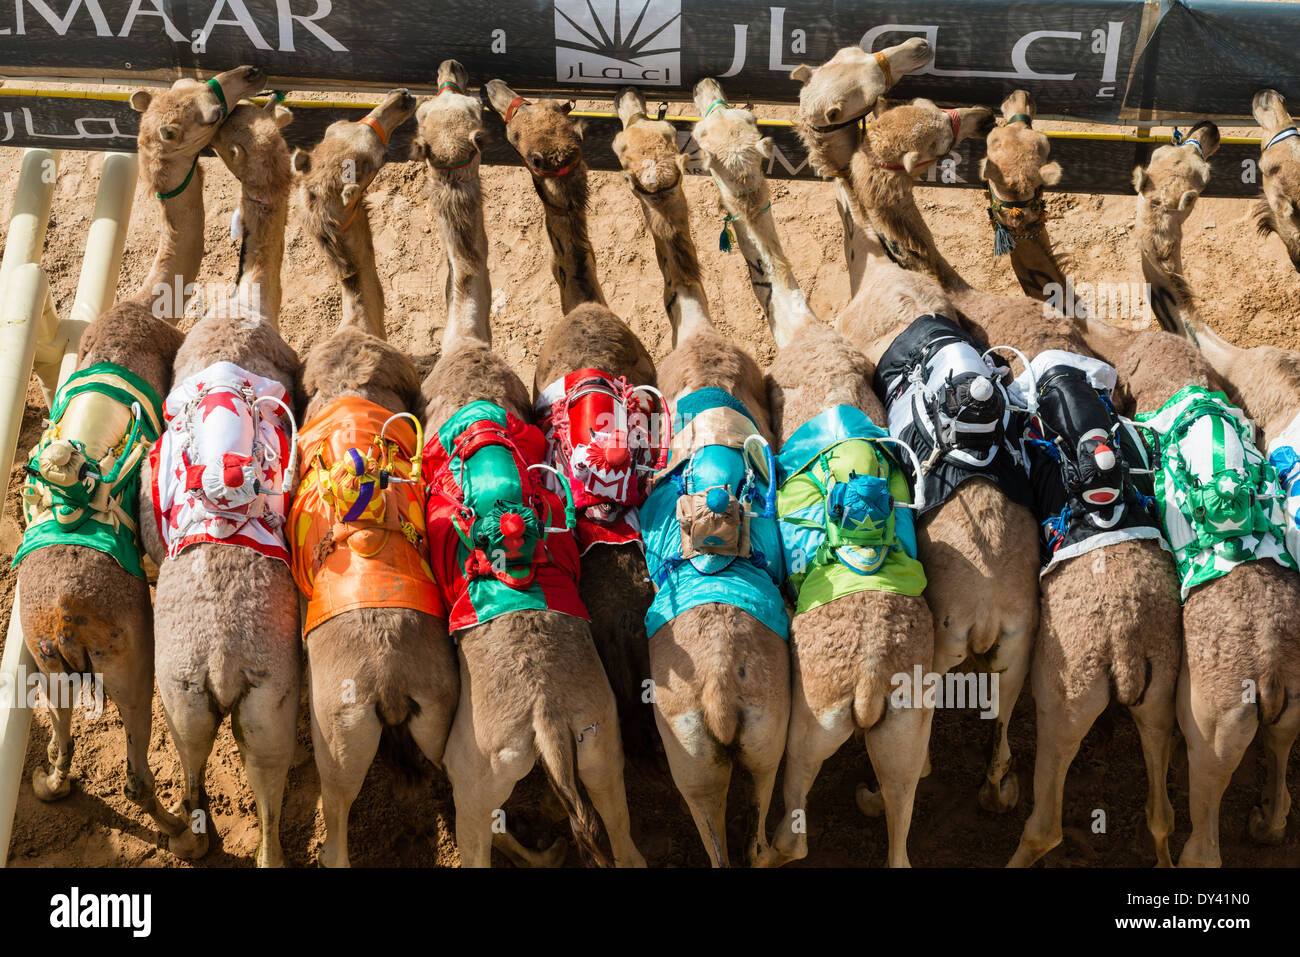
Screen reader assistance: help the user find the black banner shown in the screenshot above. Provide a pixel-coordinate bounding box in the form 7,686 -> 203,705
0,1 -> 1294,122
0,89 -> 1270,198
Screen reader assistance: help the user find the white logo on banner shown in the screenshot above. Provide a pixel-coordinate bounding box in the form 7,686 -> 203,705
555,0 -> 681,86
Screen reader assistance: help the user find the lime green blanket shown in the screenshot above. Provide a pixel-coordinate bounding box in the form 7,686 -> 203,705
12,362 -> 163,579
777,406 -> 926,616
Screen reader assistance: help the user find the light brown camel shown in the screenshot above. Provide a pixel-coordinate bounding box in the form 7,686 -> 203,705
1252,89 -> 1300,273
690,82 -> 934,865
795,54 -> 1090,362
484,80 -> 606,313
830,201 -> 1040,814
414,85 -> 642,869
611,89 -> 712,346
980,90 -> 1070,302
292,89 -> 417,339
143,97 -> 301,867
1131,121 -> 1220,341
1072,316 -> 1300,867
409,60 -> 492,353
17,67 -> 264,835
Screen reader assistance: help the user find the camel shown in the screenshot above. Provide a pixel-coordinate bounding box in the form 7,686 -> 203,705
1130,121 -> 1221,341
690,81 -> 934,866
611,89 -> 712,346
414,85 -> 642,869
15,67 -> 264,836
613,96 -> 791,861
794,53 -> 1090,362
1072,311 -> 1300,867
980,90 -> 1070,302
143,96 -> 301,867
484,80 -> 606,313
1252,89 -> 1300,273
409,60 -> 492,352
292,89 -> 418,339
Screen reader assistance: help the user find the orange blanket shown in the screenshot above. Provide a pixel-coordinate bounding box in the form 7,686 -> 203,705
289,396 -> 443,635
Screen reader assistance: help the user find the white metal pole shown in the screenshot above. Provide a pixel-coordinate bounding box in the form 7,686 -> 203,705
0,263 -> 50,866
0,150 -> 59,297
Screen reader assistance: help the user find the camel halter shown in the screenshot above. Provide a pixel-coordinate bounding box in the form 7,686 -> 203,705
1171,126 -> 1206,157
1006,112 -> 1033,127
987,183 -> 1046,255
437,81 -> 465,96
155,77 -> 230,201
1264,127 -> 1300,151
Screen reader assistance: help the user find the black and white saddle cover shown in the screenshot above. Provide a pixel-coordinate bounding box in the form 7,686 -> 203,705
1008,350 -> 1167,575
873,314 -> 1032,516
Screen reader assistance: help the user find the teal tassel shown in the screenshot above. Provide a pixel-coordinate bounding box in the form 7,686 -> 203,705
719,220 -> 737,253
993,222 -> 1016,257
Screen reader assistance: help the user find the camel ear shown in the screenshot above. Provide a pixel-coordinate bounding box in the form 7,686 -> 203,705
273,105 -> 293,129
406,137 -> 429,163
130,90 -> 152,113
341,183 -> 362,207
291,148 -> 312,174
757,136 -> 774,159
1133,166 -> 1152,196
980,156 -> 997,182
675,152 -> 689,176
1177,189 -> 1199,212
226,143 -> 246,173
469,129 -> 486,153
902,150 -> 924,174
572,118 -> 587,140
1039,161 -> 1063,186
612,131 -> 629,167
790,64 -> 813,85
157,124 -> 180,143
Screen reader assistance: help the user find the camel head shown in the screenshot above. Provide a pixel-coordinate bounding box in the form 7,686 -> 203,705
612,87 -> 684,196
213,98 -> 293,193
411,59 -> 486,172
485,79 -> 584,206
131,65 -> 266,160
981,90 -> 1061,225
1252,89 -> 1300,270
292,88 -> 416,259
868,99 -> 994,175
790,38 -> 931,175
691,78 -> 771,210
1132,120 -> 1220,225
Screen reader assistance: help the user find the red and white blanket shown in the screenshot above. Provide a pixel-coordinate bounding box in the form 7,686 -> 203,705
150,361 -> 294,564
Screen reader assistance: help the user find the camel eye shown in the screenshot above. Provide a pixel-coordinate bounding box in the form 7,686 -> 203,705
826,106 -> 841,123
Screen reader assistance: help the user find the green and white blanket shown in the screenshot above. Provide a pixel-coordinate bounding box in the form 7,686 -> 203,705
1135,385 -> 1295,599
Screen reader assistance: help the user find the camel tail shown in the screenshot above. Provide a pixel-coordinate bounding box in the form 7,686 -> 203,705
376,720 -> 435,794
1111,653 -> 1152,710
534,709 -> 612,868
1258,669 -> 1287,727
701,672 -> 741,746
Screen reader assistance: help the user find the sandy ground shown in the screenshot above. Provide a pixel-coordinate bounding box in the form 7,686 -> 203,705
1,81 -> 1298,868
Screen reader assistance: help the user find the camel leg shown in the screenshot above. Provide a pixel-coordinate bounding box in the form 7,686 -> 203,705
737,702 -> 789,867
979,625 -> 1032,813
654,707 -> 732,867
1177,660 -> 1257,868
1249,700 -> 1300,846
1008,666 -> 1109,867
307,661 -> 382,869
31,695 -> 74,802
864,699 -> 934,868
101,655 -> 186,835
758,695 -> 854,868
231,677 -> 299,869
576,719 -> 646,867
1128,670 -> 1178,867
157,681 -> 219,859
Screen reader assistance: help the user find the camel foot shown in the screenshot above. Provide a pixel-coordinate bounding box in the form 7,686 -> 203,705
855,782 -> 885,818
166,804 -> 210,860
255,840 -> 286,868
979,771 -> 1020,814
1248,806 -> 1286,846
31,767 -> 72,802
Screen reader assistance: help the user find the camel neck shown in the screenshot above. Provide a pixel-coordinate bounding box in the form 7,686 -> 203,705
630,184 -> 712,347
429,161 -> 492,351
329,200 -> 384,339
234,184 -> 287,327
134,157 -> 206,321
535,171 -> 607,313
717,181 -> 816,348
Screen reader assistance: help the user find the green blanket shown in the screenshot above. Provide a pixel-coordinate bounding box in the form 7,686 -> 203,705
777,406 -> 926,616
1135,385 -> 1295,599
13,362 -> 164,579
